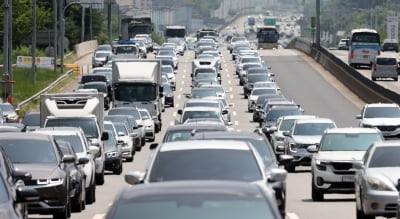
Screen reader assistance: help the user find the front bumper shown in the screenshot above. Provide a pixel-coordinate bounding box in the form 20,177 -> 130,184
287,147 -> 314,166
361,189 -> 397,217
312,161 -> 356,194
26,182 -> 68,214
105,156 -> 121,171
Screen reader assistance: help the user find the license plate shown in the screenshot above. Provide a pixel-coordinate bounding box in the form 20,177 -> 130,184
363,55 -> 368,59
342,175 -> 355,182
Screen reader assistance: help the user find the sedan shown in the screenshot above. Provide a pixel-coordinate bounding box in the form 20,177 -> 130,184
106,181 -> 282,219
355,141 -> 400,219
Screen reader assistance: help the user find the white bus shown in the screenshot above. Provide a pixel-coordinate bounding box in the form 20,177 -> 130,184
348,28 -> 380,69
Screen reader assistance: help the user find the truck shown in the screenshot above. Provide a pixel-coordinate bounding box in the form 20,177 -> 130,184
257,26 -> 279,49
121,17 -> 153,40
248,16 -> 256,26
40,92 -> 108,185
112,59 -> 163,132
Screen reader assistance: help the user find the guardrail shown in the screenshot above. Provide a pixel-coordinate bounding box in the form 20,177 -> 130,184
290,38 -> 400,104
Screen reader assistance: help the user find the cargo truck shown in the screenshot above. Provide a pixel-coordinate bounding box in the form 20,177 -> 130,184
112,59 -> 163,132
40,92 -> 108,185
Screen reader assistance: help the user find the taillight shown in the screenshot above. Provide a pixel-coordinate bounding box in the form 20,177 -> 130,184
350,50 -> 354,59
377,51 -> 381,56
373,64 -> 377,72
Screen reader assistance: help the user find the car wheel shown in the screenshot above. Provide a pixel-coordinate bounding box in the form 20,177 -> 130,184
394,77 -> 398,81
284,164 -> 295,173
371,77 -> 376,81
311,180 -> 324,201
72,179 -> 85,212
135,145 -> 142,152
86,182 -> 96,204
126,151 -> 134,162
141,138 -> 146,146
356,191 -> 375,219
95,169 -> 105,185
113,159 -> 123,175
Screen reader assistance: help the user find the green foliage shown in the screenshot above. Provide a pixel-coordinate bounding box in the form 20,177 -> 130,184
12,46 -> 46,62
152,32 -> 164,45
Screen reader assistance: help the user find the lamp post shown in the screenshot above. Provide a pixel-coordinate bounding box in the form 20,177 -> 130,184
316,0 -> 320,48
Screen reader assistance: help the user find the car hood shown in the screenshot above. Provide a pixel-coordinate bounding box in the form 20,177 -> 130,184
362,118 -> 400,126
315,151 -> 366,161
292,135 -> 322,144
14,163 -> 64,180
366,168 -> 400,186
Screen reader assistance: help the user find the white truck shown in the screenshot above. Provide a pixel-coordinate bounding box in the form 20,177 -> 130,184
40,92 -> 108,185
112,59 -> 163,132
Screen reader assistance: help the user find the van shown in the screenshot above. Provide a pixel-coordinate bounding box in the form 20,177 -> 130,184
371,56 -> 398,81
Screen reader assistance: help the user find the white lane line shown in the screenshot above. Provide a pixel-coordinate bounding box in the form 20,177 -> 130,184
228,80 -> 231,84
181,81 -> 184,85
179,88 -> 183,92
234,121 -> 239,126
225,69 -> 229,73
175,104 -> 179,108
169,121 -> 174,126
229,87 -> 233,92
183,69 -> 186,73
92,214 -> 105,219
178,95 -> 181,100
230,94 -> 234,99
227,74 -> 230,78
286,212 -> 300,219
173,112 -> 177,117
182,75 -> 186,79
233,111 -> 237,117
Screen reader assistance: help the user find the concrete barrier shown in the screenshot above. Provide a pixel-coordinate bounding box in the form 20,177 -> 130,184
74,40 -> 98,58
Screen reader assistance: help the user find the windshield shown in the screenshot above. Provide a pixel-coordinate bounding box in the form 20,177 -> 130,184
182,111 -> 219,123
191,90 -> 217,98
114,84 -> 157,102
186,102 -> 219,108
110,193 -> 274,219
114,124 -> 128,135
266,109 -> 303,122
364,106 -> 400,118
248,75 -> 270,83
22,113 -> 40,126
279,119 -> 296,131
45,118 -> 99,138
252,89 -> 277,96
83,83 -> 107,93
258,29 -> 279,43
320,133 -> 382,151
165,28 -> 186,38
293,123 -> 335,136
242,58 -> 260,63
0,139 -> 57,164
116,46 -> 137,54
109,109 -> 140,120
149,149 -> 262,182
351,32 -> 380,44
53,135 -> 84,153
369,147 -> 400,167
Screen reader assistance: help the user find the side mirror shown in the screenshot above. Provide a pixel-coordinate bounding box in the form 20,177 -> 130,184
268,168 -> 287,182
177,109 -> 183,115
282,131 -> 290,137
307,145 -> 319,153
12,170 -> 32,181
16,187 -> 40,202
88,146 -> 99,155
101,132 -> 109,141
149,143 -> 158,150
356,115 -> 362,119
118,131 -> 126,136
278,155 -> 294,166
125,171 -> 144,185
77,156 -> 90,165
353,160 -> 364,169
222,109 -> 228,114
62,155 -> 76,163
138,124 -> 143,128
269,126 -> 277,133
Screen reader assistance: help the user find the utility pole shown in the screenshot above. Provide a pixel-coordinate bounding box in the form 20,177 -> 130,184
53,0 -> 57,72
81,7 -> 86,42
32,0 -> 37,83
108,3 -> 112,44
3,0 -> 10,100
316,0 -> 320,48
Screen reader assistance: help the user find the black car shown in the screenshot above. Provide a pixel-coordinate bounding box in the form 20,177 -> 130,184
190,131 -> 293,217
0,133 -> 75,219
80,74 -> 107,85
260,106 -> 304,139
381,39 -> 399,52
162,84 -> 174,107
103,130 -> 123,175
0,147 -> 38,219
56,140 -> 89,213
21,111 -> 40,131
104,115 -> 142,151
79,81 -> 111,110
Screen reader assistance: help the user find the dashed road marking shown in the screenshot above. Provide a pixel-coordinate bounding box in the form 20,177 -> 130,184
227,74 -> 230,78
233,111 -> 237,116
92,214 -> 105,219
229,87 -> 233,92
182,75 -> 186,79
178,95 -> 181,100
181,81 -> 185,84
169,121 -> 174,126
234,121 -> 239,126
175,104 -> 179,108
179,88 -> 183,92
173,112 -> 177,117
286,212 -> 300,219
230,94 -> 234,99
228,80 -> 231,84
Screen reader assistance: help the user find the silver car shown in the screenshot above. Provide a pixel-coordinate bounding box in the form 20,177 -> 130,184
354,140 -> 400,219
371,56 -> 398,81
310,128 -> 383,201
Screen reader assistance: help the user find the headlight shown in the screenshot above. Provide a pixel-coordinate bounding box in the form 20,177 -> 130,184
7,115 -> 18,120
361,123 -> 374,128
106,151 -> 118,158
367,177 -> 395,191
37,178 -> 64,185
315,159 -> 327,171
289,142 -> 298,152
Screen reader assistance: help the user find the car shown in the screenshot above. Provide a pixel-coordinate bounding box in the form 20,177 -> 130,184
236,56 -> 263,74
354,140 -> 400,219
177,106 -> 228,126
260,105 -> 304,137
112,122 -> 135,162
80,74 -> 107,85
381,38 -> 398,52
108,107 -> 146,146
0,103 -> 19,123
33,127 -> 98,205
188,87 -> 218,99
248,88 -> 279,112
105,181 -> 282,219
95,44 -> 112,53
183,98 -> 229,122
190,131 -> 293,216
21,111 -> 40,131
0,146 -> 38,219
162,83 -> 174,107
199,84 -> 228,99
238,63 -> 264,85
337,38 -> 349,50
253,98 -> 294,122
78,82 -> 110,110
161,65 -> 176,90
156,50 -> 178,69
282,118 -> 337,172
244,74 -> 275,98
309,127 -> 383,201
104,115 -> 142,152
113,44 -> 139,59
162,123 -> 228,142
92,50 -> 112,68
356,103 -> 400,139
138,108 -> 155,142
103,129 -> 123,175
55,140 -> 88,212
371,56 -> 398,81
0,132 -> 75,219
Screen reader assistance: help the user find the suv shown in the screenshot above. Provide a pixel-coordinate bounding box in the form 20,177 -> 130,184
356,103 -> 400,139
371,56 -> 398,81
337,38 -> 349,50
309,128 -> 383,201
381,39 -> 399,52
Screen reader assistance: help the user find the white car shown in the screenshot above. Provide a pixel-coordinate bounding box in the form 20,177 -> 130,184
248,88 -> 279,112
161,65 -> 176,90
112,122 -> 135,162
138,108 -> 155,142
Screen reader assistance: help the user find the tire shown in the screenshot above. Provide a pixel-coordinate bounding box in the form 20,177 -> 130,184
311,180 -> 324,201
72,179 -> 85,212
126,150 -> 134,162
141,138 -> 146,146
95,170 -> 105,185
372,77 -> 376,81
356,191 -> 375,219
113,160 -> 123,175
135,145 -> 142,152
53,199 -> 70,219
86,182 -> 96,204
284,164 -> 295,173
394,77 -> 398,81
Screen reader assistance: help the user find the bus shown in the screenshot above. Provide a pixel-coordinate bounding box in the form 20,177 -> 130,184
196,29 -> 219,41
165,26 -> 186,41
256,26 -> 279,49
348,28 -> 380,69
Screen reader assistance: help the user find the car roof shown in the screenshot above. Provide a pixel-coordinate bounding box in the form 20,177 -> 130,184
182,106 -> 221,112
364,103 -> 399,108
159,140 -> 251,152
191,131 -> 264,140
165,123 -> 228,132
294,118 -> 335,124
324,127 -> 381,134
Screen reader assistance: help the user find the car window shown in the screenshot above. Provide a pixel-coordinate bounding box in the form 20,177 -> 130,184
319,133 -> 382,151
364,106 -> 400,118
368,146 -> 400,167
376,58 -> 397,65
0,175 -> 9,203
149,149 -> 263,182
182,111 -> 219,123
22,113 -> 40,126
293,123 -> 335,136
0,139 -> 57,164
45,118 -> 98,138
53,135 -> 84,153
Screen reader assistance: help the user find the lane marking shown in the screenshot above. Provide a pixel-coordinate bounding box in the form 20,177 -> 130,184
229,87 -> 233,92
234,121 -> 239,126
181,81 -> 184,85
179,88 -> 183,92
230,94 -> 234,99
227,74 -> 230,78
182,75 -> 186,79
233,111 -> 237,117
173,112 -> 177,117
175,104 -> 179,108
228,80 -> 231,84
178,95 -> 181,100
169,121 -> 174,126
92,214 -> 105,219
286,212 -> 300,219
